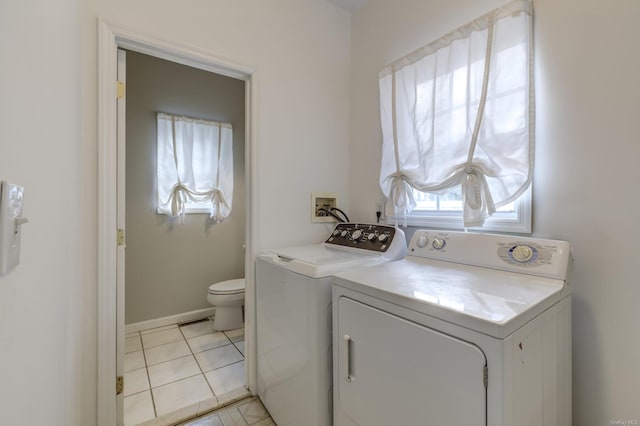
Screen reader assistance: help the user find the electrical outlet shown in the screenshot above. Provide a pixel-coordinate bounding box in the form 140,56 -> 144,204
0,181 -> 27,275
311,192 -> 338,223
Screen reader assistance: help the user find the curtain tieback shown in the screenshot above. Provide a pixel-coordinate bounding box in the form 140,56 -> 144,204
389,173 -> 416,211
461,169 -> 496,227
388,173 -> 417,227
169,184 -> 229,220
210,188 -> 230,223
463,169 -> 482,210
169,184 -> 189,218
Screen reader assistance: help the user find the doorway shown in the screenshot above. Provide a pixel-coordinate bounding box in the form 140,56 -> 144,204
98,21 -> 258,426
123,51 -> 246,325
122,49 -> 247,424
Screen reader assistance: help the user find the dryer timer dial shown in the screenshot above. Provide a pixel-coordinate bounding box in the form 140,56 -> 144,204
511,245 -> 535,263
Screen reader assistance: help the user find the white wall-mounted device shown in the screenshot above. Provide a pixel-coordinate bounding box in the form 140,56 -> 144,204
0,181 -> 28,275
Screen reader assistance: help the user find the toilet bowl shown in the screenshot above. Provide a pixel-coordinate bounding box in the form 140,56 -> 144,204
207,278 -> 245,331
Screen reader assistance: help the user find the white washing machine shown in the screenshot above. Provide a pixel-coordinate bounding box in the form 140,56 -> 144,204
332,229 -> 573,426
256,223 -> 407,426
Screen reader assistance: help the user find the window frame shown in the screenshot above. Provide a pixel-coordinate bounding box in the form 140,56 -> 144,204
386,187 -> 532,233
165,203 -> 215,215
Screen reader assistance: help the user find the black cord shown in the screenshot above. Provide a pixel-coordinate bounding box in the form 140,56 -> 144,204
317,207 -> 346,223
329,207 -> 350,223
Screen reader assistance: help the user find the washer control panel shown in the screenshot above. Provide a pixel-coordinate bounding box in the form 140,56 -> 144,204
325,223 -> 397,253
408,229 -> 572,280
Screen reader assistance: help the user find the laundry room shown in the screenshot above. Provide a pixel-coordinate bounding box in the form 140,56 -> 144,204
0,0 -> 638,426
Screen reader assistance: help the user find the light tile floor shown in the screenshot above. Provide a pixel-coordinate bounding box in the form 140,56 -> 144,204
179,396 -> 274,426
124,318 -> 249,426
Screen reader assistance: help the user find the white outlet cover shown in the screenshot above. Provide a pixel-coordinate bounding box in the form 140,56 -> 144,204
0,181 -> 26,274
311,192 -> 338,223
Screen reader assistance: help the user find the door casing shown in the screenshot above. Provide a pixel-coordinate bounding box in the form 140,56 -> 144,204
97,19 -> 259,426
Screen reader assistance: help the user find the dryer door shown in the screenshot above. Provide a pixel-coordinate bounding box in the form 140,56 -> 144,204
336,297 -> 487,426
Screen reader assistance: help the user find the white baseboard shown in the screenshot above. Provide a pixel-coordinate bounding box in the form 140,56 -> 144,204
125,307 -> 216,334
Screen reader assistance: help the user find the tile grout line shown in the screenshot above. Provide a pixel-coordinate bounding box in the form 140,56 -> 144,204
137,323 -> 196,422
140,331 -> 159,420
228,338 -> 245,358
126,318 -> 249,426
180,318 -> 220,399
144,323 -> 198,422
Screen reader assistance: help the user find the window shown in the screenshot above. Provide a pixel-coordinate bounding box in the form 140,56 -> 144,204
387,186 -> 531,233
379,0 -> 533,232
156,112 -> 233,222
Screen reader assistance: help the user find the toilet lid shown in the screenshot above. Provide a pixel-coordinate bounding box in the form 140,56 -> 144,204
209,278 -> 245,295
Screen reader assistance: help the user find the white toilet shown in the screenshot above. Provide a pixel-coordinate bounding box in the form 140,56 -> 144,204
207,278 -> 245,331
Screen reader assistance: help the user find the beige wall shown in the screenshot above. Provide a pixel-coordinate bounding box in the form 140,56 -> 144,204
125,51 -> 245,324
348,0 -> 640,424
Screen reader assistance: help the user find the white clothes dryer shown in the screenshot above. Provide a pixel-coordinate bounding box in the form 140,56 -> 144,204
256,223 -> 407,426
332,229 -> 573,426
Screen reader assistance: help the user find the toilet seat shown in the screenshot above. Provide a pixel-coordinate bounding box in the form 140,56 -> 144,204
208,278 -> 245,295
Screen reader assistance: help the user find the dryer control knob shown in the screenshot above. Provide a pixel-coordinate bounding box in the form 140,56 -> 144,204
511,245 -> 534,262
416,235 -> 428,248
352,229 -> 363,240
378,234 -> 388,243
341,230 -> 349,238
432,238 -> 446,250
367,233 -> 376,241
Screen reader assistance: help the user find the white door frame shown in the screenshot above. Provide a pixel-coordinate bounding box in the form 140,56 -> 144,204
97,19 -> 259,426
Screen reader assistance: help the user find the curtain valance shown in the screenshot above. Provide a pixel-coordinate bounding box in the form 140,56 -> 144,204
379,0 -> 534,227
157,112 -> 234,222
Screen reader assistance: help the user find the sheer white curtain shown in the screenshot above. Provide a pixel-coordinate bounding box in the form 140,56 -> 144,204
379,0 -> 533,227
157,112 -> 233,223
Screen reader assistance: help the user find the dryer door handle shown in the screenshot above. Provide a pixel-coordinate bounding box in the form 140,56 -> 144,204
343,334 -> 353,383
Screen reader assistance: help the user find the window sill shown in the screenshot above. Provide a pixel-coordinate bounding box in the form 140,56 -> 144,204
156,207 -> 212,215
386,211 -> 531,234
386,187 -> 532,234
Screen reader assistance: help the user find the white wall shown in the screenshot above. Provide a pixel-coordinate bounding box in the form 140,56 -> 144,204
2,0 -> 351,424
0,1 -> 94,425
9,0 -> 635,423
84,0 -> 352,250
349,0 -> 640,424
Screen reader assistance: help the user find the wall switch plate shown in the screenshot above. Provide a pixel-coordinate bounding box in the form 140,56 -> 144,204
311,192 -> 338,223
0,181 -> 27,275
